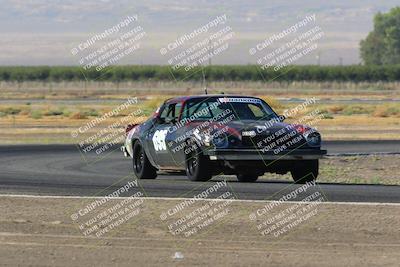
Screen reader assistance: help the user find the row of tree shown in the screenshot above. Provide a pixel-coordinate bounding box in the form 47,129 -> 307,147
1,65 -> 400,82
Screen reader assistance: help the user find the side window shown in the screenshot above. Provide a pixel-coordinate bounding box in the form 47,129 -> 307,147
159,103 -> 181,123
182,101 -> 213,119
194,102 -> 213,119
181,102 -> 191,119
248,104 -> 264,118
159,104 -> 170,120
175,103 -> 182,119
166,105 -> 174,120
181,102 -> 194,119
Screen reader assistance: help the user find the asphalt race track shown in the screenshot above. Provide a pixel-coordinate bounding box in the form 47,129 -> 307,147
0,141 -> 399,203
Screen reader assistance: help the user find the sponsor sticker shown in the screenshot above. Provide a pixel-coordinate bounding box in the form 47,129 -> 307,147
218,97 -> 261,104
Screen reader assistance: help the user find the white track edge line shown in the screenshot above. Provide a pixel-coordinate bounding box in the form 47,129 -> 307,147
0,194 -> 399,206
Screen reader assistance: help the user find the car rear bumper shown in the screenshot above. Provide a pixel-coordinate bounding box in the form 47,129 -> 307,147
203,148 -> 327,160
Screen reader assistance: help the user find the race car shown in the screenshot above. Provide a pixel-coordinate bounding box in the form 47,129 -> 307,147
121,95 -> 326,183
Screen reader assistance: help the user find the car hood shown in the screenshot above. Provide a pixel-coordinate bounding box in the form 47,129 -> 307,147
187,119 -> 302,138
221,120 -> 297,136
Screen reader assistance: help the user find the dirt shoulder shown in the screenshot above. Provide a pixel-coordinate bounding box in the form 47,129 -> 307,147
266,155 -> 400,185
0,196 -> 399,266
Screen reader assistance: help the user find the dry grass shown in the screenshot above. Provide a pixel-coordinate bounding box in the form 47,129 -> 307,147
1,83 -> 400,143
1,81 -> 400,100
373,105 -> 400,117
1,113 -> 399,144
259,96 -> 285,110
1,102 -> 400,144
262,155 -> 400,185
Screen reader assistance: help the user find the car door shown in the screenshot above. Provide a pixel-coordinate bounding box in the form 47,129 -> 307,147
147,102 -> 182,168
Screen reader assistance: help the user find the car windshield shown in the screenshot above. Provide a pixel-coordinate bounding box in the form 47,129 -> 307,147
181,97 -> 277,121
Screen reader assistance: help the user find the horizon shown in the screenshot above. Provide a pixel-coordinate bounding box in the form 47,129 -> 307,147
0,0 -> 399,66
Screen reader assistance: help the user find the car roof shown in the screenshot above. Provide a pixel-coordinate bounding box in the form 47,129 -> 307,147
166,94 -> 262,103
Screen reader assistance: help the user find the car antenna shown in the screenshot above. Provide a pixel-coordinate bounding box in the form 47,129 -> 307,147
202,68 -> 208,95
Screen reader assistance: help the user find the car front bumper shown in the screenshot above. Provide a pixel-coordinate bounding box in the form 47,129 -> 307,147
203,148 -> 327,160
121,145 -> 129,157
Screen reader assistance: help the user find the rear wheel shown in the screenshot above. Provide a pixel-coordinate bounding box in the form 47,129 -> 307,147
133,141 -> 157,179
236,174 -> 259,182
185,144 -> 212,182
291,160 -> 318,184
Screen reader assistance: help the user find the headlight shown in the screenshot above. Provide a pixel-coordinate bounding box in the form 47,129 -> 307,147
194,129 -> 211,146
195,129 -> 233,148
203,133 -> 212,146
212,133 -> 229,148
304,131 -> 321,147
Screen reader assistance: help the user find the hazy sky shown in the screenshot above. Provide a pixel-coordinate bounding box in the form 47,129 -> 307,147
0,0 -> 398,65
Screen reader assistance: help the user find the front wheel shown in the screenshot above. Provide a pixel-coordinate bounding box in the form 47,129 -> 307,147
132,141 -> 157,179
291,160 -> 318,184
185,144 -> 212,182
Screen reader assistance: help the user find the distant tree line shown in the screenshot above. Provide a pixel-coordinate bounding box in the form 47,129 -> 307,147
1,65 -> 400,82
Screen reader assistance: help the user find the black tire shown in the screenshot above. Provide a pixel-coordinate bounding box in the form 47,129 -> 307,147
185,143 -> 212,182
132,141 -> 157,179
291,160 -> 318,184
236,174 -> 259,182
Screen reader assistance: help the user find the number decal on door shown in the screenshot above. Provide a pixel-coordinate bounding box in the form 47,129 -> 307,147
152,129 -> 168,151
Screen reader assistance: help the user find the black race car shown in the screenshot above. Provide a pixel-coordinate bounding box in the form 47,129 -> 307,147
122,95 -> 326,183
